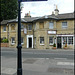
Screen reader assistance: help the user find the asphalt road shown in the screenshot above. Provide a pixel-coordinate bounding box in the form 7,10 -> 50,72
1,48 -> 74,75
1,48 -> 74,59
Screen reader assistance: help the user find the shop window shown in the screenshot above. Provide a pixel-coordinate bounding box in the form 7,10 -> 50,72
28,25 -> 32,30
3,26 -> 6,32
40,37 -> 44,45
68,37 -> 73,44
63,37 -> 67,44
11,37 -> 15,44
49,37 -> 54,45
62,22 -> 67,29
49,22 -> 54,29
39,22 -> 44,29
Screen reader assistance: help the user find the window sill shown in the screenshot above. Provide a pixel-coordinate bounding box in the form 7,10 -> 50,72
11,43 -> 15,45
28,30 -> 32,31
40,44 -> 44,45
49,44 -> 53,45
3,31 -> 7,32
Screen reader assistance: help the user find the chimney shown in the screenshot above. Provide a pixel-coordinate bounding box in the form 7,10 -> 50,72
54,5 -> 59,16
52,11 -> 54,15
24,11 -> 31,18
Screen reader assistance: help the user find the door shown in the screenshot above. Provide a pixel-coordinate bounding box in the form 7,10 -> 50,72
29,38 -> 32,48
57,37 -> 61,48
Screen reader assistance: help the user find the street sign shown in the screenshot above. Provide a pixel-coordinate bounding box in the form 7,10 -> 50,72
18,0 -> 47,2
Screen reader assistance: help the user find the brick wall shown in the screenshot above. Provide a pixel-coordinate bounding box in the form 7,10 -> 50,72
1,43 -> 9,47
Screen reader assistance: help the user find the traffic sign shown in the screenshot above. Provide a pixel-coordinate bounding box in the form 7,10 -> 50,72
18,0 -> 47,2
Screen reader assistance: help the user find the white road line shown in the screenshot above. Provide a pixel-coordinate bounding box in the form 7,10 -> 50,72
57,62 -> 74,66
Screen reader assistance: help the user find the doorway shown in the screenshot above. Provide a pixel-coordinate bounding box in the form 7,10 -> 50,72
57,37 -> 62,48
29,38 -> 32,48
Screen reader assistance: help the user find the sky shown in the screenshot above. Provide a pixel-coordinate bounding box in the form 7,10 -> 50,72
21,0 -> 74,18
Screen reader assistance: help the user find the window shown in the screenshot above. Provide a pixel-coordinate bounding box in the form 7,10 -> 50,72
11,24 -> 15,30
62,22 -> 67,29
39,22 -> 44,29
40,37 -> 44,44
49,22 -> 54,29
49,37 -> 54,45
3,26 -> 6,32
11,37 -> 15,44
68,37 -> 73,44
21,37 -> 24,44
63,37 -> 67,44
28,25 -> 32,30
21,24 -> 24,30
3,37 -> 6,40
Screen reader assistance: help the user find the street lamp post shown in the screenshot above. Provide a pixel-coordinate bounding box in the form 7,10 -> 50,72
17,1 -> 22,75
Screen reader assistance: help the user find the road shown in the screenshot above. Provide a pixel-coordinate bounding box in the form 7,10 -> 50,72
1,47 -> 74,75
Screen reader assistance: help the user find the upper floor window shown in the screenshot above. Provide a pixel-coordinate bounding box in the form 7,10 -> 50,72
28,25 -> 32,30
40,37 -> 44,45
49,22 -> 54,29
39,22 -> 44,29
21,24 -> 24,30
11,24 -> 15,30
62,22 -> 67,29
3,26 -> 6,32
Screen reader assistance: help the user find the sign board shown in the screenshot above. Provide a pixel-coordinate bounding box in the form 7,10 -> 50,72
48,31 -> 56,34
24,28 -> 27,34
18,0 -> 47,2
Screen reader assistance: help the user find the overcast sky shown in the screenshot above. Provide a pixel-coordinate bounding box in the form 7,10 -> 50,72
21,0 -> 74,18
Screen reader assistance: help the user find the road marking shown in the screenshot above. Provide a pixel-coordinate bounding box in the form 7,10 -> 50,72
1,67 -> 17,74
57,62 -> 74,66
54,58 -> 67,60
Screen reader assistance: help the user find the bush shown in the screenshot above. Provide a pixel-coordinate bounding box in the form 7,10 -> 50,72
53,43 -> 56,47
2,39 -> 9,43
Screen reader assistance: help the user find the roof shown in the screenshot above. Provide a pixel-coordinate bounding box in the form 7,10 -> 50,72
56,12 -> 74,20
1,12 -> 74,25
1,20 -> 9,25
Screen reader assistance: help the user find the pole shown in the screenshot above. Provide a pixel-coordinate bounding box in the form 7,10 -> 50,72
17,1 -> 22,75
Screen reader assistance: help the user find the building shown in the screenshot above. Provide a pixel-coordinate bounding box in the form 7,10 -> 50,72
1,7 -> 74,49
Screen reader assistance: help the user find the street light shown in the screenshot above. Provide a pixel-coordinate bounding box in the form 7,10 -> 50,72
17,0 -> 47,75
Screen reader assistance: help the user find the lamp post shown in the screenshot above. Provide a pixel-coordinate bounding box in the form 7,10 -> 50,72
17,0 -> 47,75
17,1 -> 22,75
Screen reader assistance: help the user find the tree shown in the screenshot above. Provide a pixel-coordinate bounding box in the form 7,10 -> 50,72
0,0 -> 18,22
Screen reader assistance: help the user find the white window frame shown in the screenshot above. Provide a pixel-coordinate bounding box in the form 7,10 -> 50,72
62,22 -> 67,29
49,37 -> 54,45
49,22 -> 54,29
3,26 -> 6,32
11,37 -> 15,45
40,37 -> 44,45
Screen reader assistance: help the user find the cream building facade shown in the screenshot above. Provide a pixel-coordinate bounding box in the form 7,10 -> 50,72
1,8 -> 74,49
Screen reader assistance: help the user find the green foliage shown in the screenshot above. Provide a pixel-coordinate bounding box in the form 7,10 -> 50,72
1,0 -> 18,21
2,39 -> 9,43
53,43 -> 56,47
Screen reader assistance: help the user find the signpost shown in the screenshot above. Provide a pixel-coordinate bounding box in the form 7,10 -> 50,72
17,0 -> 47,75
